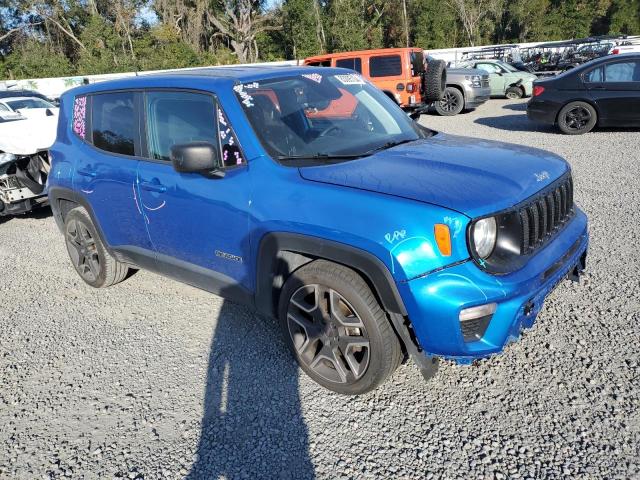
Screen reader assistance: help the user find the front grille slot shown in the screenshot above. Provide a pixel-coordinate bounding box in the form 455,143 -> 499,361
519,175 -> 575,255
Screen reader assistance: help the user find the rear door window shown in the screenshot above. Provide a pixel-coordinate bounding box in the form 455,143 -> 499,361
335,58 -> 363,73
369,55 -> 402,77
604,61 -> 640,82
144,91 -> 218,162
91,92 -> 137,156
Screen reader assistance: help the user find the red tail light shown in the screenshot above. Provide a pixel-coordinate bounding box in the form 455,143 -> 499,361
533,85 -> 545,97
612,48 -> 620,54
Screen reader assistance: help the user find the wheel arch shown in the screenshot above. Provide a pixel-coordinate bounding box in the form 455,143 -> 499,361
445,83 -> 466,106
255,232 -> 407,319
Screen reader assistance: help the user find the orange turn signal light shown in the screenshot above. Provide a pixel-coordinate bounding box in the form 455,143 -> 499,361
434,224 -> 452,257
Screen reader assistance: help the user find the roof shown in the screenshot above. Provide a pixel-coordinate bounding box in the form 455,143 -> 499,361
62,64 -> 335,97
305,47 -> 422,61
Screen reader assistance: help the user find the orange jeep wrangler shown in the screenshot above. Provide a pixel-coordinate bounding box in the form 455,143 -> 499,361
304,48 -> 446,113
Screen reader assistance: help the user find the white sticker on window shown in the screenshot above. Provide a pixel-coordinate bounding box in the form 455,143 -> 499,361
335,73 -> 365,85
233,84 -> 254,107
302,73 -> 323,84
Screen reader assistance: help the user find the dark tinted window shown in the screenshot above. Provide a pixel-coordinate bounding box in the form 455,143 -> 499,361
605,61 -> 640,82
145,91 -> 218,161
91,92 -> 136,155
369,55 -> 402,77
410,52 -> 425,75
585,67 -> 603,82
335,58 -> 363,73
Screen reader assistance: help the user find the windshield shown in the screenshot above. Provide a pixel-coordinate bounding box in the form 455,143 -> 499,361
495,61 -> 518,72
6,98 -> 55,110
234,72 -> 428,162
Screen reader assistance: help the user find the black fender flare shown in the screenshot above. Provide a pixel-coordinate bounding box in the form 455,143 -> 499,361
255,232 -> 407,318
48,187 -> 112,254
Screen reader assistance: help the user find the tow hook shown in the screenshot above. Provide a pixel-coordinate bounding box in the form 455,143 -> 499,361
568,251 -> 587,283
524,300 -> 535,317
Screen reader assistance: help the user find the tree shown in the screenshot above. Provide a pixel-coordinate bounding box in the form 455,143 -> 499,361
206,0 -> 282,63
326,0 -> 386,52
447,0 -> 504,46
0,38 -> 72,79
410,0 -> 460,49
282,0 -> 325,58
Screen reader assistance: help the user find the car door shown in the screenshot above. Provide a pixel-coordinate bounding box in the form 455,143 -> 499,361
73,91 -> 152,263
136,89 -> 252,300
475,63 -> 505,95
585,59 -> 640,125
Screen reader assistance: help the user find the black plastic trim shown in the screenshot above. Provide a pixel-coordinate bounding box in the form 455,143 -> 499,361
255,232 -> 407,317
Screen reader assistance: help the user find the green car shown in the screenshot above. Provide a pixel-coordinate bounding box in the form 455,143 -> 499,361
460,60 -> 537,99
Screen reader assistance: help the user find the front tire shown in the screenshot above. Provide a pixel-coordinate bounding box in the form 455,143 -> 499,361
278,260 -> 403,395
557,101 -> 597,134
64,207 -> 130,288
435,87 -> 464,116
505,86 -> 524,99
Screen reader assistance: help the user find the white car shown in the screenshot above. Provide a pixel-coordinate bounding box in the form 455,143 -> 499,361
0,96 -> 58,120
609,44 -> 640,55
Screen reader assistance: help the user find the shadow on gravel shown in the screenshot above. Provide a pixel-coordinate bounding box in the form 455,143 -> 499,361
474,114 -> 557,133
187,299 -> 314,480
0,205 -> 52,226
501,102 -> 528,111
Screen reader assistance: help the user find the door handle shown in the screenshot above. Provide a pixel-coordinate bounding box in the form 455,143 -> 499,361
77,168 -> 96,178
140,181 -> 167,193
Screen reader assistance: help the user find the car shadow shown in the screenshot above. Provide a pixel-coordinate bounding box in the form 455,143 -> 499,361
474,114 -> 558,133
186,298 -> 315,480
0,205 -> 52,225
501,102 -> 528,111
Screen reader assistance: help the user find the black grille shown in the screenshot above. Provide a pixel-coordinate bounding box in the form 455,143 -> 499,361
519,176 -> 574,255
460,314 -> 492,342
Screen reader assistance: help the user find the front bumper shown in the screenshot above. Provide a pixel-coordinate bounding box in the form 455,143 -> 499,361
463,84 -> 491,108
398,208 -> 588,362
0,195 -> 48,216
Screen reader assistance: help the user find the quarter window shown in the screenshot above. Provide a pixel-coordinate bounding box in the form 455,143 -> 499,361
218,108 -> 245,167
145,91 -> 218,162
604,61 -> 640,82
335,58 -> 363,73
91,92 -> 136,156
369,55 -> 402,77
585,67 -> 603,83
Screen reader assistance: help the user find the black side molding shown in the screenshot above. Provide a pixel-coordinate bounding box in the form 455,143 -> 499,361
255,232 -> 407,318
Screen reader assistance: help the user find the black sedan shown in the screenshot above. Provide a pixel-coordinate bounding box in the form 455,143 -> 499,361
527,53 -> 640,134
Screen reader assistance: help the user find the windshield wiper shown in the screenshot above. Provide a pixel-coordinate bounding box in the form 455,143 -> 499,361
276,153 -> 366,162
364,138 -> 418,155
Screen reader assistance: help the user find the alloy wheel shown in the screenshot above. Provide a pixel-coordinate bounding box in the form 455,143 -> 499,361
286,284 -> 370,385
439,90 -> 459,112
66,219 -> 100,283
564,106 -> 591,131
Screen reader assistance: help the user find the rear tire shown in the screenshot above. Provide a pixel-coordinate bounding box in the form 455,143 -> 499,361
557,101 -> 597,135
424,58 -> 447,102
278,260 -> 403,395
435,87 -> 464,116
64,207 -> 130,288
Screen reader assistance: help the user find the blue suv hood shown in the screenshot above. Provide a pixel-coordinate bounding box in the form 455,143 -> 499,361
298,133 -> 569,218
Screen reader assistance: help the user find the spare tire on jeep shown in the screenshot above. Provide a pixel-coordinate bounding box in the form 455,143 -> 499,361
424,58 -> 447,102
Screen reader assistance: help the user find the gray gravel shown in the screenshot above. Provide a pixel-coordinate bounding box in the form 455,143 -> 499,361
1,98 -> 639,479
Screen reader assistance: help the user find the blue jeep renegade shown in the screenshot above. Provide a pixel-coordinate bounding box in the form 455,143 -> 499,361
48,66 -> 588,394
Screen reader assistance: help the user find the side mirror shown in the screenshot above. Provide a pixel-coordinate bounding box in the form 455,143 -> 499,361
170,142 -> 224,177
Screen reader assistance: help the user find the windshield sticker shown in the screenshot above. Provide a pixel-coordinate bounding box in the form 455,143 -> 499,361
233,84 -> 254,107
218,109 -> 244,166
72,96 -> 86,138
244,82 -> 260,89
335,73 -> 365,85
302,73 -> 323,84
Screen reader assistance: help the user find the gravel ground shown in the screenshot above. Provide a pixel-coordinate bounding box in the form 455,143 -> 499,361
1,98 -> 639,479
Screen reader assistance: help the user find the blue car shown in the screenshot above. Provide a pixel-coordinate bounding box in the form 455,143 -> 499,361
48,66 -> 588,394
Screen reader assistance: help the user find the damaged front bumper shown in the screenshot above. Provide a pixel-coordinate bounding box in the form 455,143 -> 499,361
0,152 -> 50,217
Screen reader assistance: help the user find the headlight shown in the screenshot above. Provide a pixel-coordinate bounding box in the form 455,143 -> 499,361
473,217 -> 497,258
0,153 -> 17,165
465,75 -> 482,88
